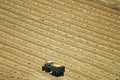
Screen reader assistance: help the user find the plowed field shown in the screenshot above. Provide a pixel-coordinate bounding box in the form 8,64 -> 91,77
0,0 -> 120,80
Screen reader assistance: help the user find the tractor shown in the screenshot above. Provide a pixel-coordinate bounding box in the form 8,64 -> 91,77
42,61 -> 65,76
42,61 -> 53,72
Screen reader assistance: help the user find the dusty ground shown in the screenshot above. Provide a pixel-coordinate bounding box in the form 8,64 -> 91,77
0,0 -> 120,80
87,0 -> 120,10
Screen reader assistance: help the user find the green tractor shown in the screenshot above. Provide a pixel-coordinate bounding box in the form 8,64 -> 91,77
42,61 -> 53,72
42,61 -> 65,76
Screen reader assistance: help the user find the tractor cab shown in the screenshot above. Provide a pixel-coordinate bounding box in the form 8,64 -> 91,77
42,61 -> 53,72
44,61 -> 53,67
42,61 -> 65,76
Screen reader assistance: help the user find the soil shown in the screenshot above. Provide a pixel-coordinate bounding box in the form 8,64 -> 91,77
0,0 -> 120,80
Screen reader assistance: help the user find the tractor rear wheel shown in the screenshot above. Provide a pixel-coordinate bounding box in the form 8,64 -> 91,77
61,72 -> 64,76
55,72 -> 59,77
52,71 -> 55,75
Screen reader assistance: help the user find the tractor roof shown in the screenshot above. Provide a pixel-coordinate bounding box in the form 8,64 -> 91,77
46,61 -> 53,64
47,61 -> 53,63
52,64 -> 62,67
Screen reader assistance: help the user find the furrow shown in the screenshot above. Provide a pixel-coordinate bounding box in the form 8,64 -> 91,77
72,0 -> 120,17
58,0 -> 120,25
0,50 -> 64,80
0,0 -> 118,44
0,64 -> 29,79
0,19 -> 120,69
0,10 -> 120,66
46,0 -> 120,28
11,0 -> 119,39
0,26 -> 119,79
0,12 -> 119,63
0,0 -> 119,80
0,37 -> 84,80
10,0 -> 120,34
0,57 -> 41,78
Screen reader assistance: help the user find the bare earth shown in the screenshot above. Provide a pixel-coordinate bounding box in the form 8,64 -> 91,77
0,0 -> 120,80
87,0 -> 120,10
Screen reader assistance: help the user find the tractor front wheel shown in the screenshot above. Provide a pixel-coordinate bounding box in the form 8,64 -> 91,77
42,66 -> 45,71
45,67 -> 51,72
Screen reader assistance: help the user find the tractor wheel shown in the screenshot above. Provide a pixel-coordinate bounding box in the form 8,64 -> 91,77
55,72 -> 59,77
61,72 -> 64,76
42,66 -> 45,71
52,71 -> 55,75
45,68 -> 51,72
53,71 -> 56,76
54,72 -> 57,76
